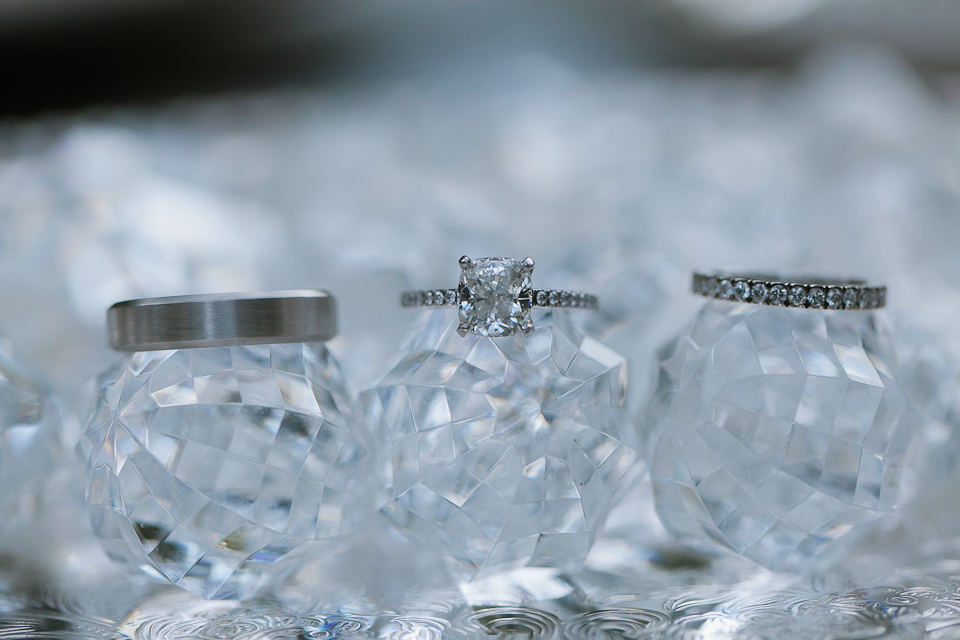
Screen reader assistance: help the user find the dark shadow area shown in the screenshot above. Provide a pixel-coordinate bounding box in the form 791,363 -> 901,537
3,0 -> 960,118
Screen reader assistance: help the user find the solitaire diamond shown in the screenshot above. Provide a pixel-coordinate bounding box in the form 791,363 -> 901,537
458,257 -> 533,337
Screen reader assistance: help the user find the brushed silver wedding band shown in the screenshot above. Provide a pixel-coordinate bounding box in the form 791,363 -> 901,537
107,290 -> 338,352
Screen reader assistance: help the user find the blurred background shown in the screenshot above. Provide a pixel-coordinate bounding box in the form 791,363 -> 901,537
6,0 -> 960,117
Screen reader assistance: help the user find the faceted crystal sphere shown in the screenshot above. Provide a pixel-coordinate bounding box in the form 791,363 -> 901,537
78,343 -> 372,600
0,337 -> 60,523
363,309 -> 638,580
648,301 -> 917,572
458,258 -> 531,337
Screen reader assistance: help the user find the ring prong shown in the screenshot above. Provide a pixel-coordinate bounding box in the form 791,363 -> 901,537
521,257 -> 535,271
459,255 -> 472,269
520,318 -> 535,336
457,324 -> 470,337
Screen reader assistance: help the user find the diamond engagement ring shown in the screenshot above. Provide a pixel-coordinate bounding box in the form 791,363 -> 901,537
692,272 -> 887,310
401,256 -> 599,337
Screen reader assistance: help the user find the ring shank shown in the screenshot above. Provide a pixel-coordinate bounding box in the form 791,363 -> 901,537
108,290 -> 338,352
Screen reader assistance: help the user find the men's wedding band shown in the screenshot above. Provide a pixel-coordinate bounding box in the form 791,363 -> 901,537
107,290 -> 338,352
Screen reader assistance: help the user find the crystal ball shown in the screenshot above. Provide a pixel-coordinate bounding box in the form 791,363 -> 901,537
78,343 -> 372,599
648,301 -> 917,571
363,309 -> 639,580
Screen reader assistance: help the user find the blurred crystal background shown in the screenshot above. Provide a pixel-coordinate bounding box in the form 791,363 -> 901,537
3,0 -> 960,637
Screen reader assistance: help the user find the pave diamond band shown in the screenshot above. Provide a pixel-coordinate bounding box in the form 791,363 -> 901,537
692,273 -> 886,310
400,288 -> 599,310
401,256 -> 598,337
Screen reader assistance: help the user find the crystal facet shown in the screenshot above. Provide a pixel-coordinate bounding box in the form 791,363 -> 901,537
363,309 -> 638,580
648,301 -> 916,571
458,258 -> 532,337
78,343 -> 372,599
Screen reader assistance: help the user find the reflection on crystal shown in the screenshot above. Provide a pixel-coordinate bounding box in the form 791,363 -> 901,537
77,343 -> 372,599
363,309 -> 638,580
648,301 -> 917,571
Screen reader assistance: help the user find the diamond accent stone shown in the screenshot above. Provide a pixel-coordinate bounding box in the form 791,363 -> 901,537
734,281 -> 751,302
720,279 -> 735,300
769,284 -> 788,306
706,278 -> 720,297
535,291 -> 548,306
826,288 -> 843,309
788,285 -> 807,307
750,283 -> 768,304
363,309 -> 638,580
458,258 -> 532,338
78,343 -> 372,599
843,289 -> 860,310
648,301 -> 917,571
807,287 -> 826,309
548,291 -> 560,307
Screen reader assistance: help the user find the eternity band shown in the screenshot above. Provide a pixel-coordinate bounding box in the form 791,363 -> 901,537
402,256 -> 598,337
108,290 -> 338,352
692,273 -> 886,310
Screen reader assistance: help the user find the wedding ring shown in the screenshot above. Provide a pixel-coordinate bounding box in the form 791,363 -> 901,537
692,272 -> 886,310
401,256 -> 598,337
107,290 -> 338,352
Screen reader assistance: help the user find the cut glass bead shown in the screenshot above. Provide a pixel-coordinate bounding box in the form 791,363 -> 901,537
362,309 -> 638,580
647,301 -> 916,572
77,343 -> 372,599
